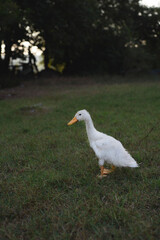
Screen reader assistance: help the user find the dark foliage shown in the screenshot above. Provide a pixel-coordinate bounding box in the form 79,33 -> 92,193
0,0 -> 160,81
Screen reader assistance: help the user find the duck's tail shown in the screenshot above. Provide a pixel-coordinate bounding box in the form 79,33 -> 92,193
129,160 -> 139,168
122,149 -> 139,168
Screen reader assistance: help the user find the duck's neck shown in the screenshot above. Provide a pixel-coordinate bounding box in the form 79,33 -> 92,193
85,116 -> 97,142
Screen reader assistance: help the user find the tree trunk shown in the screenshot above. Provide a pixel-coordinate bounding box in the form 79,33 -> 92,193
44,39 -> 49,70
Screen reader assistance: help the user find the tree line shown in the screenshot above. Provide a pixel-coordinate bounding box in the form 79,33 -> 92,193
0,0 -> 160,77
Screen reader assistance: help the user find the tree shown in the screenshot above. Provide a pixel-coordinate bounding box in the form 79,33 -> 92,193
1,0 -> 160,78
15,0 -> 98,72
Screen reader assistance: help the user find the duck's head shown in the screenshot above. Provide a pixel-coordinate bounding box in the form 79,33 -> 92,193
68,109 -> 90,125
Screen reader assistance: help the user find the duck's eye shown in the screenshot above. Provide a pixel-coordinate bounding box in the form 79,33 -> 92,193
79,114 -> 81,116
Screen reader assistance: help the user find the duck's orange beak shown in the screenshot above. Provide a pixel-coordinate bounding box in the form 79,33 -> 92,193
67,117 -> 78,126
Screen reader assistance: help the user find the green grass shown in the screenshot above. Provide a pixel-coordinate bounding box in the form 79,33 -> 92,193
0,79 -> 160,240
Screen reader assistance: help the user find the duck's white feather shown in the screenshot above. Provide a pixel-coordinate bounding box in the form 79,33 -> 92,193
75,110 -> 138,168
93,137 -> 138,167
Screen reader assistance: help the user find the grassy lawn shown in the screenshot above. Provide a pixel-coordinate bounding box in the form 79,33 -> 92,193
0,78 -> 160,240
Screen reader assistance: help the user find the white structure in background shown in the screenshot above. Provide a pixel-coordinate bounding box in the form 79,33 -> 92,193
1,40 -> 5,59
1,40 -> 45,73
140,0 -> 160,7
10,41 -> 45,72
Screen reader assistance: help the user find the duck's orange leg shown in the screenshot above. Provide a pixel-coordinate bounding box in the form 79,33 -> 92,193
99,165 -> 116,178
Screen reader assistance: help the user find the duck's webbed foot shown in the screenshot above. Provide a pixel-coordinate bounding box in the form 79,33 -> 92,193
98,166 -> 115,178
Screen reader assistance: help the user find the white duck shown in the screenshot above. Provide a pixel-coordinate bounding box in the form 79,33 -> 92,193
68,109 -> 138,177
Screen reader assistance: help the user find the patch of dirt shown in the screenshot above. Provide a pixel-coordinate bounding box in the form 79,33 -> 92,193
0,74 -> 159,100
0,75 -> 102,100
19,103 -> 48,115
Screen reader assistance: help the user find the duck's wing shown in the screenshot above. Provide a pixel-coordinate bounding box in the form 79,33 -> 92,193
95,136 -> 121,150
92,137 -> 119,163
94,136 -> 138,167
